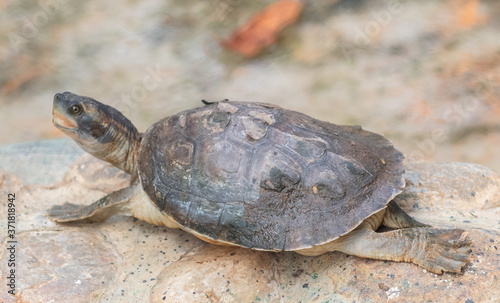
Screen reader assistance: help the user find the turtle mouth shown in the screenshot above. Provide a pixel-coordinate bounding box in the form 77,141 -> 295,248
52,109 -> 77,132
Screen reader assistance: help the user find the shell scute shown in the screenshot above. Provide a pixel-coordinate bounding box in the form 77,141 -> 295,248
165,138 -> 194,168
189,139 -> 250,203
267,123 -> 328,165
257,148 -> 303,193
185,109 -> 230,139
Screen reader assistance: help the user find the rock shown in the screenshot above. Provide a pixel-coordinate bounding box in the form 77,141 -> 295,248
151,246 -> 278,302
0,139 -> 82,185
0,149 -> 499,302
9,231 -> 117,302
63,153 -> 129,192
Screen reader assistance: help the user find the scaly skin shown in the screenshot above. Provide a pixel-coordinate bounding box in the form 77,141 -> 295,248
401,228 -> 472,273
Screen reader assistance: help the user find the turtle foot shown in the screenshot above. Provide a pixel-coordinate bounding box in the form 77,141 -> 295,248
410,228 -> 472,274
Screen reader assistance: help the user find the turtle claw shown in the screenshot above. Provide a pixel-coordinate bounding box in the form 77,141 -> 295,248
412,228 -> 472,274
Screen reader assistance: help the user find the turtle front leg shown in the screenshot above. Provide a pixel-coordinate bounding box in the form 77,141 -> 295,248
47,186 -> 137,223
333,223 -> 472,274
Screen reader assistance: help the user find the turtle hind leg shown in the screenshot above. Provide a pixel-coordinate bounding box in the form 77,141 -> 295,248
382,201 -> 429,228
332,223 -> 472,274
47,186 -> 137,223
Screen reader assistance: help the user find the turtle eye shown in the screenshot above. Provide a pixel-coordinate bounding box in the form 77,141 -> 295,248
68,104 -> 83,116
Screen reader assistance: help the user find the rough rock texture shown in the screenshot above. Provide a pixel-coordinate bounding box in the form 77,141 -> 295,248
1,151 -> 499,302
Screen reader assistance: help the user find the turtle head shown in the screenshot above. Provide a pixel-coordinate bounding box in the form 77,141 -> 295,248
53,92 -> 113,142
53,92 -> 140,174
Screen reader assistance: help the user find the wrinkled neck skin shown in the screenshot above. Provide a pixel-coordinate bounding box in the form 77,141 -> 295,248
76,120 -> 141,176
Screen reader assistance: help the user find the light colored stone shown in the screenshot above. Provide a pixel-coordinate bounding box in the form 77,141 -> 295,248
151,245 -> 278,303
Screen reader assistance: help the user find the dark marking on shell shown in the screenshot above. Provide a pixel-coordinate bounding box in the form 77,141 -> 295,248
260,167 -> 300,192
203,111 -> 230,132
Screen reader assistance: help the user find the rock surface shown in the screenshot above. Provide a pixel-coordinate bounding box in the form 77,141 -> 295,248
1,150 -> 500,302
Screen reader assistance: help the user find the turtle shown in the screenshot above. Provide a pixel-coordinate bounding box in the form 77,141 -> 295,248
48,92 -> 472,274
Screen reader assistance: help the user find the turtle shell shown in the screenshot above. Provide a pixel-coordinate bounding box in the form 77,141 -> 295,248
138,101 -> 404,251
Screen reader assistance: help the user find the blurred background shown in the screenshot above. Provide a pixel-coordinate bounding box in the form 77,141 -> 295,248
1,0 -> 499,171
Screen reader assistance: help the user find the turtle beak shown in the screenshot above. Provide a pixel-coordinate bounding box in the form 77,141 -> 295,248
52,108 -> 77,131
52,93 -> 78,131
